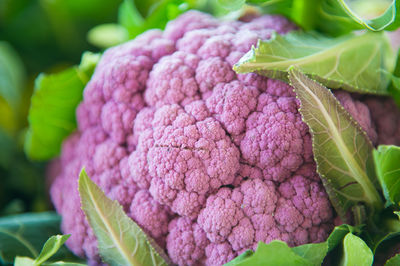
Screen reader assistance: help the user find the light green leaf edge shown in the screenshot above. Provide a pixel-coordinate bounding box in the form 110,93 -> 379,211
340,233 -> 373,266
78,168 -> 169,266
373,145 -> 400,206
234,31 -> 393,95
288,67 -> 382,221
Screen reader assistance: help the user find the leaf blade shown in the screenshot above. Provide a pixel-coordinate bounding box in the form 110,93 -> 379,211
340,233 -> 373,266
0,212 -> 78,265
34,235 -> 70,265
24,52 -> 99,161
234,31 -> 393,95
373,145 -> 400,206
78,169 -> 168,266
288,68 -> 382,221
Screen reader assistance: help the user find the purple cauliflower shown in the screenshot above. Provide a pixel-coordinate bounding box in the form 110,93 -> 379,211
50,10 -> 400,266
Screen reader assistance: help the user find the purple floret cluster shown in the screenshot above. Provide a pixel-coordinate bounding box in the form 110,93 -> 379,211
49,11 -> 400,266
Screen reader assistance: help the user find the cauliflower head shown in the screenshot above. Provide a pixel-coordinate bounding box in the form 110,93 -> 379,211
50,10 -> 400,266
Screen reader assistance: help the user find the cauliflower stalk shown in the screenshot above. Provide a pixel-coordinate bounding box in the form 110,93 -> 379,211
49,11 -> 400,266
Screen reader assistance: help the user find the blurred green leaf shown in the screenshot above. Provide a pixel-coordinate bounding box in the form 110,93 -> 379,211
87,24 -> 129,49
0,0 -> 121,73
0,212 -> 79,265
118,0 -> 144,29
0,128 -> 15,168
373,145 -> 400,206
0,41 -> 25,109
217,0 -> 245,11
87,0 -> 193,48
386,254 -> 400,266
24,52 -> 99,161
218,0 -> 397,35
120,0 -> 191,38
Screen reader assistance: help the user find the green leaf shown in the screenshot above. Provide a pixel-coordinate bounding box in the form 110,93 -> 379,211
373,145 -> 400,206
326,224 -> 360,251
118,0 -> 145,30
225,224 -> 357,266
34,235 -> 70,265
24,53 -> 99,161
0,212 -> 77,264
386,254 -> 400,266
0,41 -> 25,109
15,256 -> 86,266
340,233 -> 373,266
217,0 -> 246,11
227,0 -> 398,35
388,49 -> 400,107
224,241 -> 311,266
119,0 -> 191,39
234,31 -> 393,95
291,242 -> 328,265
331,0 -> 399,32
87,24 -> 129,49
14,256 -> 35,265
288,68 -> 382,222
78,168 -> 169,266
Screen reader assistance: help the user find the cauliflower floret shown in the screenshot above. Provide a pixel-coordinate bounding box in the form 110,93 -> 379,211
143,103 -> 240,218
49,10 -> 400,266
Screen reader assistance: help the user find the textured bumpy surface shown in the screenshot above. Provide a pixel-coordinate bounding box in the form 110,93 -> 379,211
50,11 -> 400,266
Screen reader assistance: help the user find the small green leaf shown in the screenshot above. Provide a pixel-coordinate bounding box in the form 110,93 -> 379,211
340,233 -> 373,266
24,53 -> 99,161
288,68 -> 382,222
0,212 -> 77,264
386,254 -> 400,266
78,168 -> 169,266
34,235 -> 70,265
373,145 -> 400,206
234,31 -> 393,95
